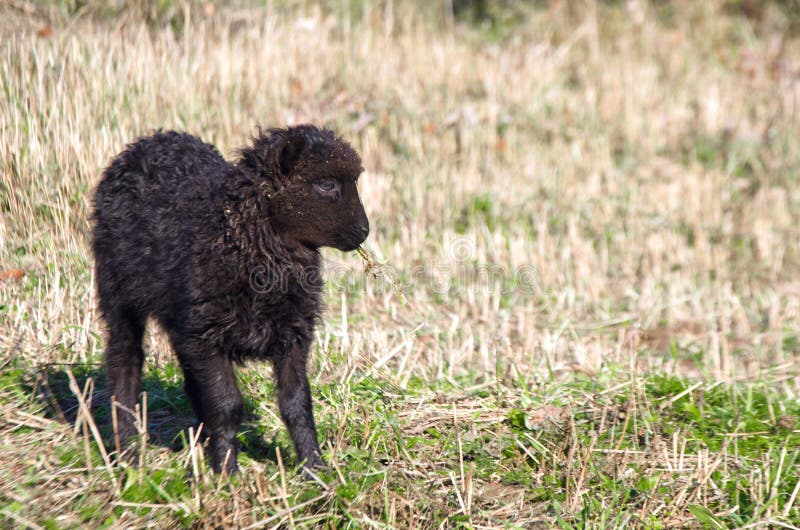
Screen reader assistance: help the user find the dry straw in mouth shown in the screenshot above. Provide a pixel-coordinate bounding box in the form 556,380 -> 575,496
357,245 -> 409,307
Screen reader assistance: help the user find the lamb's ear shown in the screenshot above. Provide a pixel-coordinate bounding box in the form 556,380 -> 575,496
278,134 -> 306,178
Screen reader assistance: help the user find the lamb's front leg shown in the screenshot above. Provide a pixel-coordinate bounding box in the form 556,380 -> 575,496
272,341 -> 323,469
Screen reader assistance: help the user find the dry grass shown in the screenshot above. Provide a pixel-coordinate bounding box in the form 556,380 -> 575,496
1,0 -> 799,528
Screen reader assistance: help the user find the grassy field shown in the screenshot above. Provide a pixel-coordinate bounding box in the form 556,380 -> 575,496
1,0 -> 799,528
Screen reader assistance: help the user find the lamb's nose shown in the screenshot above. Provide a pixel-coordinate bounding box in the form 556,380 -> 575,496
357,223 -> 369,239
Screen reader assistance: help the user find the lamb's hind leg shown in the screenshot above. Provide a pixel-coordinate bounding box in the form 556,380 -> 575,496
175,341 -> 243,475
103,306 -> 146,460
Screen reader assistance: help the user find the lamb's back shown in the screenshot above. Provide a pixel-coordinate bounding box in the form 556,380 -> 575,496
93,132 -> 232,315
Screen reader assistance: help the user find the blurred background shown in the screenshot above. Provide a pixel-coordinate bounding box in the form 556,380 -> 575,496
3,0 -> 798,380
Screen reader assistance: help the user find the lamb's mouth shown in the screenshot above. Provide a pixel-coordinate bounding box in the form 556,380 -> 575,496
335,239 -> 365,252
336,224 -> 369,252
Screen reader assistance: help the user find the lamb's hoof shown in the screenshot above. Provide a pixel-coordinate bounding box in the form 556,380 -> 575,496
213,459 -> 239,477
114,445 -> 140,467
300,457 -> 327,482
220,464 -> 239,477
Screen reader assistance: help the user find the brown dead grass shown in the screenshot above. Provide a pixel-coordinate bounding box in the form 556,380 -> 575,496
2,2 -> 799,388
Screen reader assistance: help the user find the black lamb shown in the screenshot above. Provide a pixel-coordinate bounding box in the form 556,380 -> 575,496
92,125 -> 369,474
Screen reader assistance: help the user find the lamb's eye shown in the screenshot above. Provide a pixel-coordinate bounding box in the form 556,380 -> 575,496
314,180 -> 338,193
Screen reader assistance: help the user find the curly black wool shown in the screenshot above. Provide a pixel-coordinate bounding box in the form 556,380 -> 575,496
93,125 -> 369,474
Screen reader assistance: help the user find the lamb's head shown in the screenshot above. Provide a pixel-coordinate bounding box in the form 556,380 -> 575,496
240,125 -> 370,252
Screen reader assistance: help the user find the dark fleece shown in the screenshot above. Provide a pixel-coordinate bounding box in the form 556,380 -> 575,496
92,125 -> 368,474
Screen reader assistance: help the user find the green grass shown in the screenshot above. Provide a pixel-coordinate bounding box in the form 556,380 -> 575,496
1,354 -> 798,528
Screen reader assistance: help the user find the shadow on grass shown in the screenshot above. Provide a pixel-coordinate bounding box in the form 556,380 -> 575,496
22,362 -> 285,466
